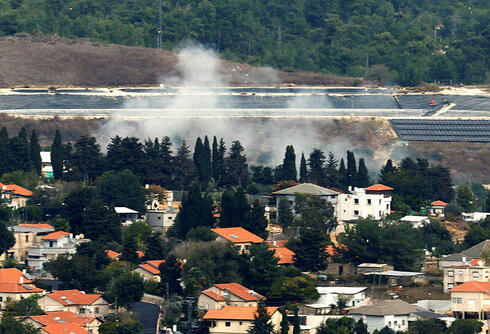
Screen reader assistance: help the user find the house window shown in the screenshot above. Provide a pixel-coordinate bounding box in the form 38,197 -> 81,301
354,199 -> 359,205
402,320 -> 405,326
448,270 -> 454,277
388,321 -> 391,327
0,297 -> 3,302
94,307 -> 99,314
239,322 -> 243,325
448,283 -> 454,289
225,322 -> 231,327
386,204 -> 389,210
211,321 -> 216,328
26,235 -> 29,242
367,199 -> 371,205
451,298 -> 462,304
49,241 -> 54,248
79,308 -> 85,314
157,217 -> 161,220
354,210 -> 359,216
168,217 -> 172,220
394,321 -> 398,326
472,271 -> 479,278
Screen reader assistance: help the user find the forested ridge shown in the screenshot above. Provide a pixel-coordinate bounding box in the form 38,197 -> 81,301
0,0 -> 488,86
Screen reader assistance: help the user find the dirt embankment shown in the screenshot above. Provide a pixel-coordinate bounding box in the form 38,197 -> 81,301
0,35 -> 358,88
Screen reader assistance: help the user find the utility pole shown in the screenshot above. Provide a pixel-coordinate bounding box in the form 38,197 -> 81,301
277,26 -> 282,48
157,0 -> 162,48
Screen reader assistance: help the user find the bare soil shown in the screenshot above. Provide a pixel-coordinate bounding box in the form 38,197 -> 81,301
0,35 -> 358,88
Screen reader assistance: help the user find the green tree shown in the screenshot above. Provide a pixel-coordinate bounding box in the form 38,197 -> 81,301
245,200 -> 268,239
29,130 -> 41,175
281,145 -> 297,182
224,140 -> 249,187
97,169 -> 145,213
145,232 -> 167,260
446,319 -> 483,334
325,152 -> 339,188
173,140 -> 195,190
280,309 -> 289,334
81,199 -> 121,243
194,137 -> 212,189
277,199 -> 294,228
0,314 -> 40,334
51,130 -> 63,179
299,153 -> 308,183
346,151 -> 357,188
292,309 -> 300,334
338,158 -> 348,191
456,185 -> 474,212
408,318 -> 446,334
70,136 -> 104,182
269,275 -> 319,303
356,158 -> 370,187
159,254 -> 183,295
99,313 -> 144,334
220,190 -> 234,227
0,222 -> 15,257
294,193 -> 337,233
0,127 -> 9,175
106,136 -> 146,180
248,301 -> 274,334
4,295 -> 44,316
108,272 -> 145,309
121,235 -> 139,264
51,216 -> 70,232
291,228 -> 328,271
240,243 -> 278,296
308,149 -> 327,186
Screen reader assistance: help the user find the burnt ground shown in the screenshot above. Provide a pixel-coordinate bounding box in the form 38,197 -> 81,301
0,35 -> 358,87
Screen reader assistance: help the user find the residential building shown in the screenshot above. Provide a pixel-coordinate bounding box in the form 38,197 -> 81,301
27,311 -> 101,334
0,182 -> 33,208
444,259 -> 489,293
269,247 -> 295,265
0,223 -> 54,263
449,281 -> 490,332
105,250 -> 120,261
134,260 -> 165,282
40,151 -> 54,178
198,283 -> 265,310
27,231 -> 88,270
337,186 -> 391,223
302,287 -> 369,315
114,207 -> 138,224
439,240 -> 490,269
39,323 -> 88,334
202,305 -> 281,334
363,270 -> 426,287
400,215 -> 430,228
0,267 -> 35,284
462,212 -> 490,223
430,201 -> 447,217
357,263 -> 394,274
37,289 -> 111,317
350,299 -> 417,333
0,282 -> 44,307
211,227 -> 263,254
146,201 -> 180,235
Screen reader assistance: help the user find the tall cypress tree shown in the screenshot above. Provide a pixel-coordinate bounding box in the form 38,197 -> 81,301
8,134 -> 30,172
379,159 -> 395,184
282,145 -> 297,181
338,158 -> 348,191
30,130 -> 42,175
325,152 -> 339,187
245,199 -> 268,239
232,187 -> 249,227
160,136 -> 173,188
308,149 -> 327,186
51,130 -> 63,179
220,190 -> 234,227
224,141 -> 249,187
193,137 -> 207,188
299,153 -> 308,183
216,138 -> 226,187
0,128 -> 9,175
173,140 -> 195,190
356,158 -> 370,187
203,136 -> 212,186
346,150 -> 357,188
212,136 -> 219,181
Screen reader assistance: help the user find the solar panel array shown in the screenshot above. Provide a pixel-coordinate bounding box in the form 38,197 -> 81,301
389,119 -> 490,142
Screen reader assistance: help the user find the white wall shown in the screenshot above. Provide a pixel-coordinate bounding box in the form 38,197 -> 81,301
337,188 -> 391,222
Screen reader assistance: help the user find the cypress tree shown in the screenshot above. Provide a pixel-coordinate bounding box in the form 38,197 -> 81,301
280,309 -> 289,334
346,151 -> 357,188
308,148 -> 327,186
292,309 -> 300,334
51,130 -> 63,179
325,152 -> 339,187
193,137 -> 207,188
338,158 -> 347,191
0,128 -> 9,175
212,136 -> 219,181
121,235 -> 139,264
203,136 -> 212,186
216,138 -> 226,187
220,190 -> 234,227
232,187 -> 249,227
245,199 -> 268,239
277,199 -> 294,228
30,130 -> 42,175
248,301 -> 274,334
299,153 -> 308,183
8,136 -> 30,172
282,145 -> 297,181
173,140 -> 195,190
356,158 -> 370,187
224,141 -> 249,187
160,136 -> 173,188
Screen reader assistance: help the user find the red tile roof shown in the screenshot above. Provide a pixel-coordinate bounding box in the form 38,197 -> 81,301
0,268 -> 35,284
469,259 -> 485,266
0,282 -> 44,293
213,283 -> 265,301
30,311 -> 96,327
146,260 -> 165,269
201,290 -> 226,301
202,306 -> 278,320
0,184 -> 34,196
364,184 -> 394,191
18,223 -> 54,229
211,227 -> 264,244
136,251 -> 145,258
431,200 -> 448,206
105,250 -> 121,260
270,247 -> 295,265
40,322 -> 87,334
138,263 -> 160,275
42,231 -> 69,241
265,240 -> 287,248
449,281 -> 490,293
45,290 -> 102,306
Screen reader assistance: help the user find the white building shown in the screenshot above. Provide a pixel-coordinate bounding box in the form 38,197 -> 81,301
146,201 -> 180,235
114,207 -> 139,224
303,287 -> 369,315
350,299 -> 416,333
27,231 -> 88,270
400,215 -> 430,228
337,186 -> 391,224
40,151 -> 53,178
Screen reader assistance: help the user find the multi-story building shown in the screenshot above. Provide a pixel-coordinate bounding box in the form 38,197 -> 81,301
198,283 -> 265,311
203,306 -> 281,334
0,182 -> 33,208
449,281 -> 490,332
444,259 -> 489,293
337,185 -> 392,222
27,231 -> 88,270
37,289 -> 111,318
0,224 -> 54,263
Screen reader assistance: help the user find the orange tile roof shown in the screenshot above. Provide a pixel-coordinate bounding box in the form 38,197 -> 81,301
0,268 -> 35,284
146,260 -> 165,269
469,259 -> 485,266
202,306 -> 278,320
266,240 -> 287,248
105,250 -> 121,260
431,200 -> 448,206
136,251 -> 145,258
138,263 -> 160,275
1,184 -> 34,196
30,311 -> 96,327
0,282 -> 44,293
270,247 -> 295,265
18,223 -> 54,229
42,231 -> 70,241
449,281 -> 490,293
46,290 -> 102,306
364,184 -> 394,191
202,290 -> 226,301
213,283 -> 265,301
211,227 -> 264,244
40,322 -> 87,334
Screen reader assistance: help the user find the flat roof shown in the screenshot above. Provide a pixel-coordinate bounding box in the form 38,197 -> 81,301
364,270 -> 425,277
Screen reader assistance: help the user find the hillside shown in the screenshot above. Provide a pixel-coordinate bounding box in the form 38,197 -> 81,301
0,0 -> 487,86
0,35 -> 357,87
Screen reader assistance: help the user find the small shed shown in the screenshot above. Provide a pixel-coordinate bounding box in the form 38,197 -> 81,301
365,270 -> 426,287
114,207 -> 139,224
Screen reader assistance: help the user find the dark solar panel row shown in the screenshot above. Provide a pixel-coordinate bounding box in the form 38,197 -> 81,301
389,119 -> 490,142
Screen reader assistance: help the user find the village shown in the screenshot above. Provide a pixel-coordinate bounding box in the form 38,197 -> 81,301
0,130 -> 489,334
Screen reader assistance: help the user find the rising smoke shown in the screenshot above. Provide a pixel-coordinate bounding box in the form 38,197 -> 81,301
95,43 -> 408,173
